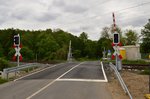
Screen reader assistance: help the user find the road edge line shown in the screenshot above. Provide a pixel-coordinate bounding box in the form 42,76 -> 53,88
100,61 -> 108,82
56,78 -> 107,82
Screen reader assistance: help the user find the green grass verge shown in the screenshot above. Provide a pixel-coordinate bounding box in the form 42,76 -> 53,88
0,77 -> 8,84
76,58 -> 98,61
140,68 -> 150,75
103,59 -> 150,65
122,59 -> 150,65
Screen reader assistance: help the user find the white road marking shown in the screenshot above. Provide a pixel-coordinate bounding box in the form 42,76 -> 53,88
57,78 -> 107,82
26,62 -> 84,99
14,63 -> 65,81
100,61 -> 108,82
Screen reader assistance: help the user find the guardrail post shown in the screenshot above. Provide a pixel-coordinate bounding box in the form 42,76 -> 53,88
32,65 -> 34,71
2,69 -> 7,79
15,71 -> 17,78
28,67 -> 29,72
6,73 -> 9,80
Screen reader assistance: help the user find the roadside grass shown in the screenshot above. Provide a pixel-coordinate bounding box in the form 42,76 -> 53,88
0,58 -> 11,71
103,59 -> 150,65
102,59 -> 150,75
122,60 -> 150,75
0,77 -> 8,84
122,59 -> 150,65
76,58 -> 98,61
140,68 -> 150,75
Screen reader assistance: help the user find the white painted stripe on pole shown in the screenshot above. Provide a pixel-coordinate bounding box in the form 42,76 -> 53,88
14,63 -> 65,81
101,62 -> 108,82
57,79 -> 107,82
26,62 -> 84,99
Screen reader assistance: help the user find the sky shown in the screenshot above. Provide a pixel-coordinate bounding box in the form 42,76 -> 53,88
0,0 -> 150,40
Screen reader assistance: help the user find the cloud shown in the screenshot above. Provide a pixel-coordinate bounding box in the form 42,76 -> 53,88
0,0 -> 150,40
35,12 -> 60,22
69,28 -> 81,34
53,0 -> 66,7
63,5 -> 87,14
10,9 -> 31,20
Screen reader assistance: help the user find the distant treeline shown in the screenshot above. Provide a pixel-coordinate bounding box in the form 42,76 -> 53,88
0,28 -> 107,61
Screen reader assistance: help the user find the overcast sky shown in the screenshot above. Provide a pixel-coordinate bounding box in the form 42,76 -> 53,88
0,0 -> 150,40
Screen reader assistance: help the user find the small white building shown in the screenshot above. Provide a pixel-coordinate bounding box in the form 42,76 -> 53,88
122,45 -> 141,60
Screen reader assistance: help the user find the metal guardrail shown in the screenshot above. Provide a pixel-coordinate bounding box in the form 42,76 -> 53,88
2,63 -> 46,79
0,71 -> 2,75
109,62 -> 133,99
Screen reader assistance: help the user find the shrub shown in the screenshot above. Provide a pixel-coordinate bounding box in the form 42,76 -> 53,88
140,68 -> 150,75
0,77 -> 8,84
122,59 -> 149,65
0,58 -> 10,71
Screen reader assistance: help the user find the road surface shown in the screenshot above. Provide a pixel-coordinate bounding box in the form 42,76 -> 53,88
0,61 -> 112,99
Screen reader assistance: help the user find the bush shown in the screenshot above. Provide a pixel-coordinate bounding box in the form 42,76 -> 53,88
140,68 -> 150,75
122,59 -> 149,65
0,77 -> 8,84
0,58 -> 10,71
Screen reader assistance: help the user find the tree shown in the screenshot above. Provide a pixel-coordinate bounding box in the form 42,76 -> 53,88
55,45 -> 68,60
52,29 -> 70,47
79,32 -> 88,41
97,37 -> 112,58
36,32 -> 59,60
0,28 -> 100,61
141,19 -> 150,53
20,47 -> 34,61
84,40 -> 97,58
124,29 -> 138,45
101,27 -> 111,39
73,50 -> 81,58
0,44 -> 4,57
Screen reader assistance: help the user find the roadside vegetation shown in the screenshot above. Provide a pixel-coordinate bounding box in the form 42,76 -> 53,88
103,59 -> 150,64
0,58 -> 10,71
0,77 -> 8,84
103,59 -> 150,75
140,68 -> 150,75
0,19 -> 149,63
122,59 -> 150,65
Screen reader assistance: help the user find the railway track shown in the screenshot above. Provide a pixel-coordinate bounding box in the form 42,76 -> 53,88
122,64 -> 149,70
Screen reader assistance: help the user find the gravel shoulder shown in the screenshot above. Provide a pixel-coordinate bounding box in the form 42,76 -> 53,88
107,70 -> 149,99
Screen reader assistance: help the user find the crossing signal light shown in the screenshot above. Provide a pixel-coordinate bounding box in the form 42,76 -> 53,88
113,33 -> 120,44
14,34 -> 20,46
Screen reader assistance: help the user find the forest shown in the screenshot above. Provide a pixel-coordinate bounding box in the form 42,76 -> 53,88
0,28 -> 100,62
0,19 -> 149,63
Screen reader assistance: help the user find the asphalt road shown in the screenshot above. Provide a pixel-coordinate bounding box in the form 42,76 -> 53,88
0,61 -> 112,99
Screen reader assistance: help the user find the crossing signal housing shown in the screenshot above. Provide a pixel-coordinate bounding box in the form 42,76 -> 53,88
113,33 -> 120,44
14,34 -> 20,46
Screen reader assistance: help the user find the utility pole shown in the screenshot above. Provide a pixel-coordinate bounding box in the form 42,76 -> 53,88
67,40 -> 72,62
